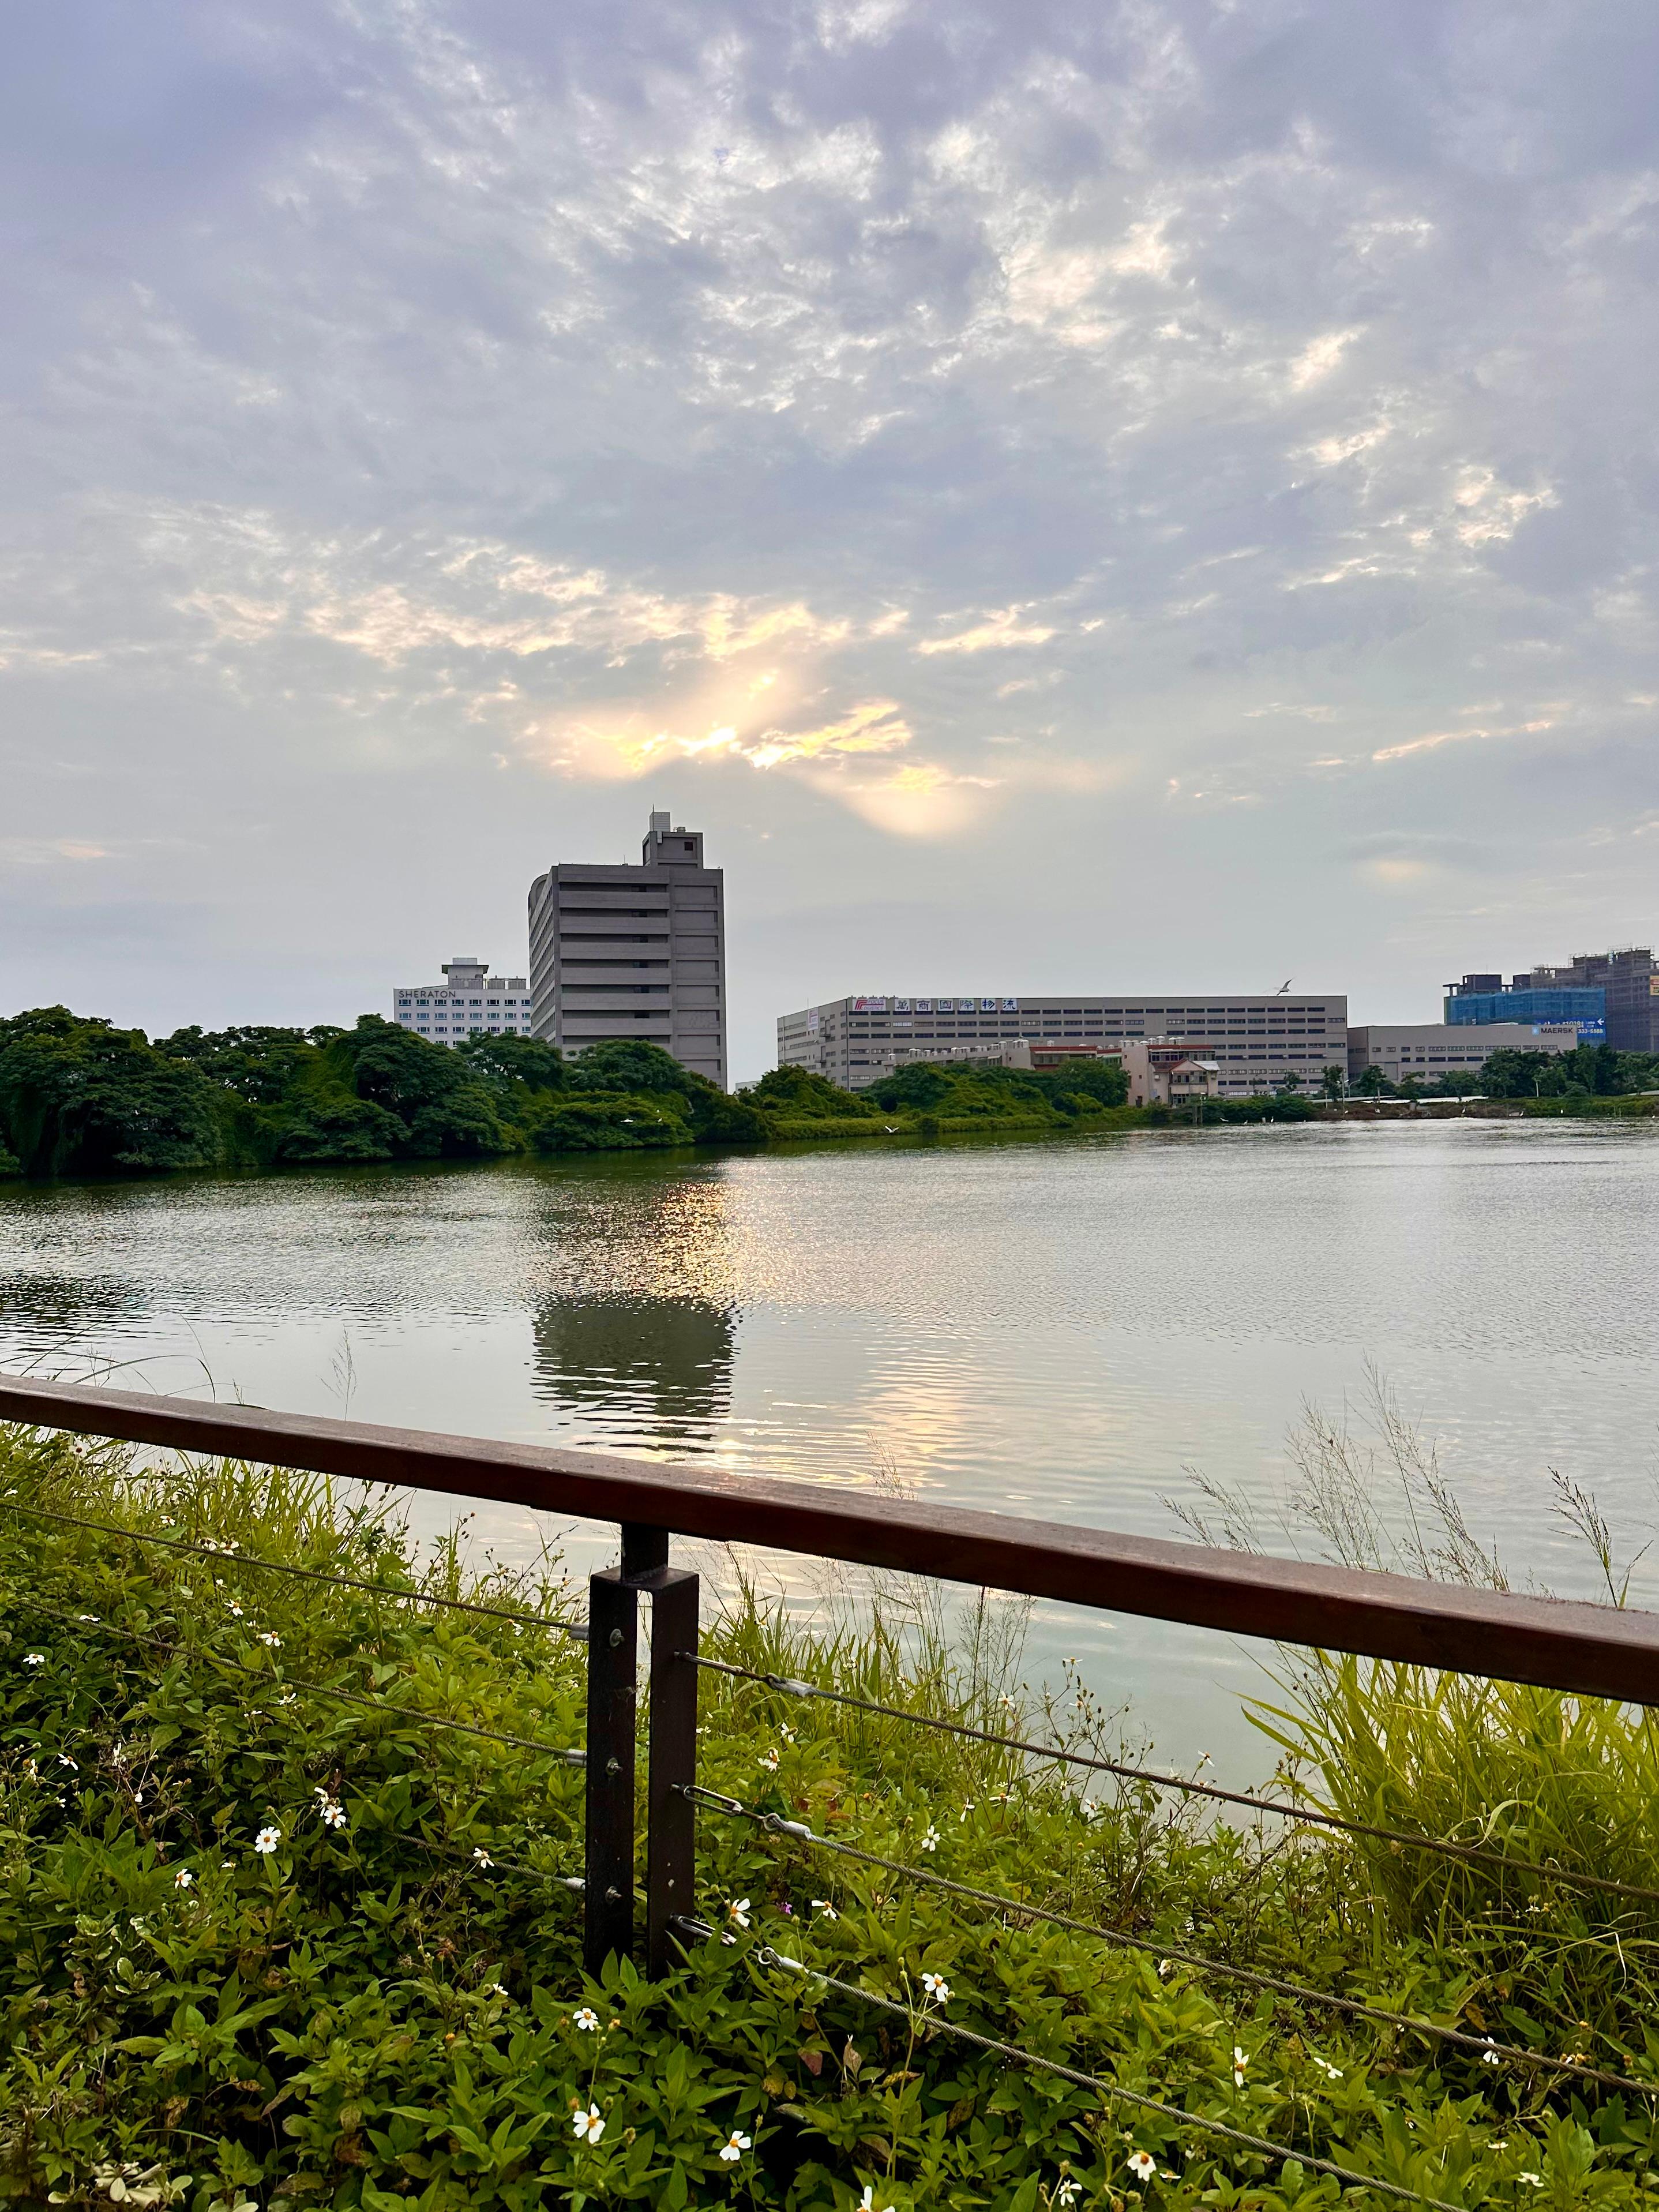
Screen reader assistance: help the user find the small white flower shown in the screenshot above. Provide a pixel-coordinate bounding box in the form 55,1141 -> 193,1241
1312,2055 -> 1342,2080
77,1614 -> 99,1624
57,1754 -> 78,1771
759,1749 -> 780,1772
780,1726 -> 795,1744
221,1859 -> 234,1868
319,1799 -> 346,1829
23,1652 -> 45,1668
1157,1958 -> 1173,1978
258,1631 -> 281,1648
572,2102 -> 604,2144
173,1868 -> 193,1889
919,1826 -> 940,1853
1127,2150 -> 1157,2184
1481,2039 -> 1502,2067
1232,2045 -> 1248,2087
1517,2176 -> 1542,2188
810,1898 -> 838,1921
254,1825 -> 281,1854
718,2131 -> 751,2164
485,1982 -> 509,1997
727,1897 -> 751,1929
857,2189 -> 896,2212
227,1602 -> 245,1618
921,1971 -> 951,2007
472,1847 -> 494,1869
573,2006 -> 600,2031
1055,2183 -> 1082,2209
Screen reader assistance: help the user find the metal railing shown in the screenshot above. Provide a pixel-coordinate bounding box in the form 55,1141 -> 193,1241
6,1371 -> 1659,2206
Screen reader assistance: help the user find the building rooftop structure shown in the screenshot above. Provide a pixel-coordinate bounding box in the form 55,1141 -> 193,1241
392,958 -> 531,1045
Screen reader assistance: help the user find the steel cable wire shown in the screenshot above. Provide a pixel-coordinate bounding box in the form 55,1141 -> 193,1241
8,1591 -> 587,1766
685,1785 -> 1657,2099
686,1654 -> 1659,1907
5,1499 -> 588,1640
714,1934 -> 1469,2212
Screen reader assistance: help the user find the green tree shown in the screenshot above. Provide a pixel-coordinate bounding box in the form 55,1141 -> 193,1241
455,1033 -> 569,1093
0,1007 -> 222,1177
741,1065 -> 876,1119
564,1039 -> 697,1097
1352,1064 -> 1388,1097
564,1039 -> 767,1142
1321,1065 -> 1346,1103
159,1024 -> 317,1105
865,1063 -> 953,1111
1030,1059 -> 1128,1109
324,1018 -> 520,1157
1475,1049 -> 1557,1099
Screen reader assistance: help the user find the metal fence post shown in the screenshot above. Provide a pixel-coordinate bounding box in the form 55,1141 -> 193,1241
583,1566 -> 637,1975
647,1568 -> 700,1976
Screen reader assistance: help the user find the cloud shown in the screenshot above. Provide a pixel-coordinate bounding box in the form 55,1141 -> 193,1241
915,607 -> 1059,655
1372,717 -> 1557,764
3,0 -> 1659,1059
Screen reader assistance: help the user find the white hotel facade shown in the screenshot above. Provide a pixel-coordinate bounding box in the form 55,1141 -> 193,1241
778,992 -> 1350,1096
391,957 -> 532,1043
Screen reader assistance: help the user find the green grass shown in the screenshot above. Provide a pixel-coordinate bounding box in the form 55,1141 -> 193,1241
2,1425 -> 1657,2209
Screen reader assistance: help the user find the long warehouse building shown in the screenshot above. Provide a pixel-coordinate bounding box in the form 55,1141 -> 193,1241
778,993 -> 1349,1096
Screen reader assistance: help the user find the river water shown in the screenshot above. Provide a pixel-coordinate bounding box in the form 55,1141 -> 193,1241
3,1119 -> 1657,1769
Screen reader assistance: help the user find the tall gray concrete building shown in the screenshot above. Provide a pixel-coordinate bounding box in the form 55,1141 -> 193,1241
528,813 -> 727,1088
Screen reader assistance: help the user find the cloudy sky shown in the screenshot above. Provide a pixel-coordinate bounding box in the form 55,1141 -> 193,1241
3,1 -> 1656,1078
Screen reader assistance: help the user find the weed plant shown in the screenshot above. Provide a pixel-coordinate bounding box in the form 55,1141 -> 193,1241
2,1420 -> 1657,2210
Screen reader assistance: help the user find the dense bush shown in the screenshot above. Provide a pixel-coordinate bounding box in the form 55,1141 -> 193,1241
568,1043 -> 765,1134
2,1426 -> 1657,2207
740,1068 -> 877,1121
531,1094 -> 692,1152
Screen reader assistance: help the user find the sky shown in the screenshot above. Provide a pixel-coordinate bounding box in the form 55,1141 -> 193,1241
2,1 -> 1656,1081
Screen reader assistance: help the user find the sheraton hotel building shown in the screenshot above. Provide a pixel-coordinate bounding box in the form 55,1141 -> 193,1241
779,993 -> 1349,1096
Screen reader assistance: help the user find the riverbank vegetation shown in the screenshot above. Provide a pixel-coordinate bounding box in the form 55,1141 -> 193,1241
0,1011 -> 767,1177
1352,1043 -> 1659,1105
2,1419 -> 1657,2207
4,1007 -> 1656,1182
0,1010 -> 1139,1179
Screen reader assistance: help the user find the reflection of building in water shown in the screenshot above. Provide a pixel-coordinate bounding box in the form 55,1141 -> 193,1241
531,1295 -> 734,1450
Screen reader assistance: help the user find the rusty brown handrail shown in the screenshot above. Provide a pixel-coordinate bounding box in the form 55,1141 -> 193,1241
4,1371 -> 1659,1705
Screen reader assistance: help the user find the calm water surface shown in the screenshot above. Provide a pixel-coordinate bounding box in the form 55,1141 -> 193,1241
3,1120 -> 1657,1767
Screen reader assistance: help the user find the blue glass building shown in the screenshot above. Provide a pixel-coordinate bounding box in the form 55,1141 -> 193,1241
1443,986 -> 1605,1040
